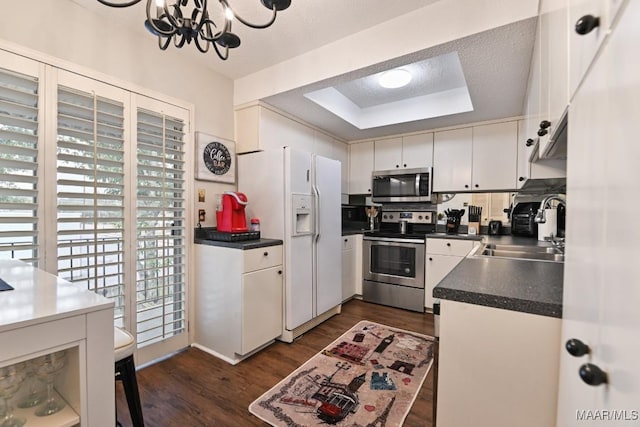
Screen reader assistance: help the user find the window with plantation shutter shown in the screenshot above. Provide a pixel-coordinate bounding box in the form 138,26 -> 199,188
0,66 -> 40,265
0,55 -> 192,362
136,107 -> 187,348
56,85 -> 126,324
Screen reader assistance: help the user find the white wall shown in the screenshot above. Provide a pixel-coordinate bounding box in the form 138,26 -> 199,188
1,0 -> 236,227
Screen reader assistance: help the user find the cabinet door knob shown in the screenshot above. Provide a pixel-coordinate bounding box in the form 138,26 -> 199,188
403,164 -> 407,167
263,251 -> 269,256
428,257 -> 433,261
446,243 -> 451,247
525,138 -> 534,147
575,14 -> 600,35
278,270 -> 282,275
396,164 -> 399,168
344,238 -> 348,242
566,338 -> 590,357
464,184 -> 469,188
539,120 -> 551,129
579,363 -> 607,386
474,184 -> 479,188
519,177 -> 525,182
537,128 -> 548,137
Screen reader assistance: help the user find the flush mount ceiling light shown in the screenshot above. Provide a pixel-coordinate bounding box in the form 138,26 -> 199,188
96,0 -> 292,60
378,68 -> 413,89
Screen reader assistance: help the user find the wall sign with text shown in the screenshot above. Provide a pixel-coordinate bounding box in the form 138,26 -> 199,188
196,132 -> 236,183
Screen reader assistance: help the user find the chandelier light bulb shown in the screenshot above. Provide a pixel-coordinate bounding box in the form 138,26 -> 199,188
225,7 -> 235,21
379,69 -> 413,89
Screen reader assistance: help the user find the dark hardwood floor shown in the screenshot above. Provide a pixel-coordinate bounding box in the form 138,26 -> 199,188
116,299 -> 436,427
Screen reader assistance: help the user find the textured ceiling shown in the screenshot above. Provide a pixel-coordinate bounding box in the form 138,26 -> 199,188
334,52 -> 468,109
264,18 -> 537,141
68,1 -> 536,141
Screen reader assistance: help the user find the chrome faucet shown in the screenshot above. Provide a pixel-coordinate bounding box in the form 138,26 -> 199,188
535,194 -> 566,224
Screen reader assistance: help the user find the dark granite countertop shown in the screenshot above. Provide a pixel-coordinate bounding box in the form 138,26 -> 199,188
433,235 -> 564,318
194,237 -> 283,250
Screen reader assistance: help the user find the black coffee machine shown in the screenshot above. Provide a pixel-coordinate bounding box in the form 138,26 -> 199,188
511,198 -> 566,237
511,202 -> 541,237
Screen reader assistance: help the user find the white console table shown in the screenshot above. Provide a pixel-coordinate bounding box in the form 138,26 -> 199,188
0,259 -> 115,427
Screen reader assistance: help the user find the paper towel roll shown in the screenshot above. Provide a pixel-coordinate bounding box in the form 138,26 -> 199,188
538,208 -> 558,241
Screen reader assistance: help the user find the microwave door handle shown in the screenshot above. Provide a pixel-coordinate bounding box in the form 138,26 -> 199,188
415,173 -> 420,196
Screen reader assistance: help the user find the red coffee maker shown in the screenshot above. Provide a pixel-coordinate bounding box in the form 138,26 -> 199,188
216,191 -> 249,232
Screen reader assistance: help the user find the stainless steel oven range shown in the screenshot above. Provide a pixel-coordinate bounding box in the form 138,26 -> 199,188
363,235 -> 425,312
362,209 -> 434,312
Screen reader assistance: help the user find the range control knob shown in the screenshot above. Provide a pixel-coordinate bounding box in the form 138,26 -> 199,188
389,215 -> 394,219
419,216 -> 423,220
383,215 -> 388,219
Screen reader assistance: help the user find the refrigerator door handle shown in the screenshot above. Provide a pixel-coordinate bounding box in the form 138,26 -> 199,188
312,184 -> 320,241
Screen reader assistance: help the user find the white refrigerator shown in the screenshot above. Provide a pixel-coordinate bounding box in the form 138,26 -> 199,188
238,147 -> 342,341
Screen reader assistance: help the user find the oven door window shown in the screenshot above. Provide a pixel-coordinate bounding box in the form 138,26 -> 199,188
370,245 -> 416,278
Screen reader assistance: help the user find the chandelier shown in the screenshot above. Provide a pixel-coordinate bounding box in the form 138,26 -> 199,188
96,0 -> 292,60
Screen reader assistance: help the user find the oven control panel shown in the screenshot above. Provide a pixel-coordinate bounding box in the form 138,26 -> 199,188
381,211 -> 435,224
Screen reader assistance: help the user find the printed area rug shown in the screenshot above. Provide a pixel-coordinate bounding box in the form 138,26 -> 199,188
249,320 -> 435,427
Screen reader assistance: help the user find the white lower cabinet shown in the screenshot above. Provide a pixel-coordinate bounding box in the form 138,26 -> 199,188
425,238 -> 475,309
193,243 -> 283,365
341,234 -> 363,300
425,254 -> 465,310
437,300 -> 561,427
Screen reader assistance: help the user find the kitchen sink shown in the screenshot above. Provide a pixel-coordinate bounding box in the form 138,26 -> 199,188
473,243 -> 564,262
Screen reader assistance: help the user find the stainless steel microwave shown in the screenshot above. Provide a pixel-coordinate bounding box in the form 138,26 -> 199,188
371,167 -> 433,203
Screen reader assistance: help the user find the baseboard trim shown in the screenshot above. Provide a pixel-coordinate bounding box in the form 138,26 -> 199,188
191,340 -> 276,365
279,304 -> 342,343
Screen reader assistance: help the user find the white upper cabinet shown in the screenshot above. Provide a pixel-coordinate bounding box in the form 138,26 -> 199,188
433,122 -> 517,192
373,133 -> 433,171
433,128 -> 473,192
523,19 -> 542,148
373,137 -> 403,171
235,105 -> 314,153
349,141 -> 374,194
402,133 -> 434,169
538,0 -> 570,157
472,121 -> 518,191
568,0 -> 612,100
516,120 -> 532,188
